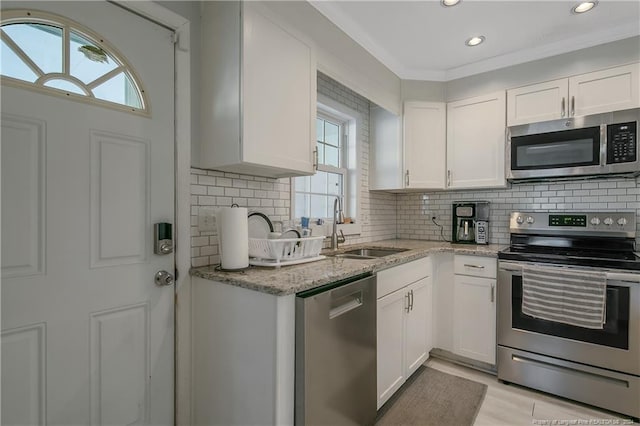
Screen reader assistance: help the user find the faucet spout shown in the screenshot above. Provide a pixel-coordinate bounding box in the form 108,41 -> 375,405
331,197 -> 346,250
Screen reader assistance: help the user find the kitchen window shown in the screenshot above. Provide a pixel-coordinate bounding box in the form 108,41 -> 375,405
292,95 -> 362,235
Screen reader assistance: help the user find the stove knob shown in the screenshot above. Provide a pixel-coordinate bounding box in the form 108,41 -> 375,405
617,217 -> 628,226
516,216 -> 524,225
590,217 -> 601,226
526,216 -> 535,224
603,217 -> 614,226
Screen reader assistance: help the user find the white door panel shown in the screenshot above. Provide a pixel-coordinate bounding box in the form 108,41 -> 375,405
1,2 -> 175,425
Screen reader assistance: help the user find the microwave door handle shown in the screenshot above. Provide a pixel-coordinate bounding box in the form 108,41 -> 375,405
561,97 -> 565,117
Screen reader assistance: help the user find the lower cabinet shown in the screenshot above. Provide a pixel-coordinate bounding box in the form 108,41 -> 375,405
376,258 -> 432,409
453,255 -> 497,365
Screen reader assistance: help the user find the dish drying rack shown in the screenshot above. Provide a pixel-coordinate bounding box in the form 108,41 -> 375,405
248,236 -> 325,267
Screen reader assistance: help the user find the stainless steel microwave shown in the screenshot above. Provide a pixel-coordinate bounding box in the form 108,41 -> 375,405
506,109 -> 639,181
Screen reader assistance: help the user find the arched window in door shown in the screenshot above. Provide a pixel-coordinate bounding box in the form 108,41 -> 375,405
0,10 -> 149,115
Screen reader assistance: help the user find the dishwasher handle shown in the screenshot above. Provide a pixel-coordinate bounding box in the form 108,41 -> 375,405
329,290 -> 363,319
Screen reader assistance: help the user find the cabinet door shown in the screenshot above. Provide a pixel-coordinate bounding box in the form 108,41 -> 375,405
453,275 -> 496,365
242,3 -> 315,176
377,288 -> 406,409
403,102 -> 446,189
370,106 -> 403,190
447,91 -> 506,189
405,278 -> 430,377
507,79 -> 568,126
570,63 -> 640,117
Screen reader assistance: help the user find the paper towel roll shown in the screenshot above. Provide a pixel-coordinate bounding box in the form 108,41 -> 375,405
216,206 -> 249,270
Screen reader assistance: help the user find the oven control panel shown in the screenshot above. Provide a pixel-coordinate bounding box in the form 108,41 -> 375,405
510,211 -> 636,237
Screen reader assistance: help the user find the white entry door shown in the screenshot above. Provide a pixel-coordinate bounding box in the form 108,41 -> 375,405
1,2 -> 175,425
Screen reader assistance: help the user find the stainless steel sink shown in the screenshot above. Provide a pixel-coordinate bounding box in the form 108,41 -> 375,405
332,247 -> 409,259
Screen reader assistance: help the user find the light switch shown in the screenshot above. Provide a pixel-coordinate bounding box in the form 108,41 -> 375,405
198,207 -> 216,232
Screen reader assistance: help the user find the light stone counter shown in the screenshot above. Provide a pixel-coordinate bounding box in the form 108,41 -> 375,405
190,239 -> 504,296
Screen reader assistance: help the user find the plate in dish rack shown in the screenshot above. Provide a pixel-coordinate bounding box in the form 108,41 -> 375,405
248,212 -> 274,239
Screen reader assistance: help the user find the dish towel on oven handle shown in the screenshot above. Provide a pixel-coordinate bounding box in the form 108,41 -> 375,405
521,265 -> 607,329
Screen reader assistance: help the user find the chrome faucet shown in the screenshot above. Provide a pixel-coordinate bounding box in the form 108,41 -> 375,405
331,196 -> 346,250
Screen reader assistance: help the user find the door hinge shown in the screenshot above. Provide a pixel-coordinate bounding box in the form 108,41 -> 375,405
171,32 -> 179,45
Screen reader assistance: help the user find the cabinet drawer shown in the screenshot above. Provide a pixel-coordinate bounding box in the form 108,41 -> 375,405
454,255 -> 496,278
377,257 -> 431,299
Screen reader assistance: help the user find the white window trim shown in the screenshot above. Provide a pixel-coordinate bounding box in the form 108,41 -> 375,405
291,93 -> 363,236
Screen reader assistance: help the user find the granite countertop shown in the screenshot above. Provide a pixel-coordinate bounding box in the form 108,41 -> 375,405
190,239 -> 505,296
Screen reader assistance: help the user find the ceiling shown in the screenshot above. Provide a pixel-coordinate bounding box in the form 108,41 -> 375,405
309,0 -> 640,81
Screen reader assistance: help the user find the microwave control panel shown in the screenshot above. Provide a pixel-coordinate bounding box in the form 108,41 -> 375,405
607,121 -> 636,164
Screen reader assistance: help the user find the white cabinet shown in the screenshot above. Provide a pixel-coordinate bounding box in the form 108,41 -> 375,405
376,257 -> 432,409
507,63 -> 640,126
452,255 -> 496,365
370,102 -> 446,190
447,91 -> 506,189
403,102 -> 447,189
199,1 -> 316,178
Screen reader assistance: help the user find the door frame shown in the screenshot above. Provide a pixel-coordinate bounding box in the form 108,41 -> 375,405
110,2 -> 191,425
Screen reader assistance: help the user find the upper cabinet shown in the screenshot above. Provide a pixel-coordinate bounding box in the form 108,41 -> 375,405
199,2 -> 316,178
507,63 -> 640,127
370,102 -> 446,191
403,102 -> 447,189
447,91 -> 507,189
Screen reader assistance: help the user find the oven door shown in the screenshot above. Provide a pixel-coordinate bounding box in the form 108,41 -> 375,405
497,261 -> 640,376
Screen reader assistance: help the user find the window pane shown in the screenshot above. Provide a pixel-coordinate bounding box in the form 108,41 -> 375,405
327,172 -> 343,196
324,121 -> 339,146
325,145 -> 339,168
1,38 -> 38,81
316,118 -> 324,142
2,23 -> 62,74
44,78 -> 85,95
295,193 -> 309,219
310,194 -> 328,218
69,30 -> 118,84
93,72 -> 142,108
316,143 -> 325,166
310,171 -> 327,194
295,176 -> 310,192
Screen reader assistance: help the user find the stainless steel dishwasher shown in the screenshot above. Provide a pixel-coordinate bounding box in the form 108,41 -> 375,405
295,272 -> 377,426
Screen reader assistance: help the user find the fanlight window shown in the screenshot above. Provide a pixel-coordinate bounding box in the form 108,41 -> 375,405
0,11 -> 148,114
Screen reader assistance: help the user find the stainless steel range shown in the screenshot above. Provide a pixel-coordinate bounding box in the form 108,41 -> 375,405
497,211 -> 640,419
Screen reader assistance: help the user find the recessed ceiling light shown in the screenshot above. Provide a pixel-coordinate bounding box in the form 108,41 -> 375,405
572,1 -> 598,14
441,0 -> 461,7
465,36 -> 485,47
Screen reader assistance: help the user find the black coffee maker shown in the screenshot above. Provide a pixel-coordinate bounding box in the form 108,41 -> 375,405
452,201 -> 490,244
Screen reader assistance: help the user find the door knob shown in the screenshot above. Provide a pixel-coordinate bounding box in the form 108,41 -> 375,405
155,270 -> 174,286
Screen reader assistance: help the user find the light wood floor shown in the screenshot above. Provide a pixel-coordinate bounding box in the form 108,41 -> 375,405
425,358 -> 632,426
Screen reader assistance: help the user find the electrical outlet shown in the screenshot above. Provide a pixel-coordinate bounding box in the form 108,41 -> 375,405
198,207 -> 216,232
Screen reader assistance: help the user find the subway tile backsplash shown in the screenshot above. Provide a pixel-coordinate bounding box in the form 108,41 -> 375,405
397,176 -> 640,247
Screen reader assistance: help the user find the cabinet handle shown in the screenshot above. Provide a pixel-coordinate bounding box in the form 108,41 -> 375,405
405,170 -> 410,187
570,96 -> 575,116
464,264 -> 485,269
409,289 -> 414,311
313,148 -> 318,170
561,97 -> 566,117
447,170 -> 451,187
491,283 -> 495,303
